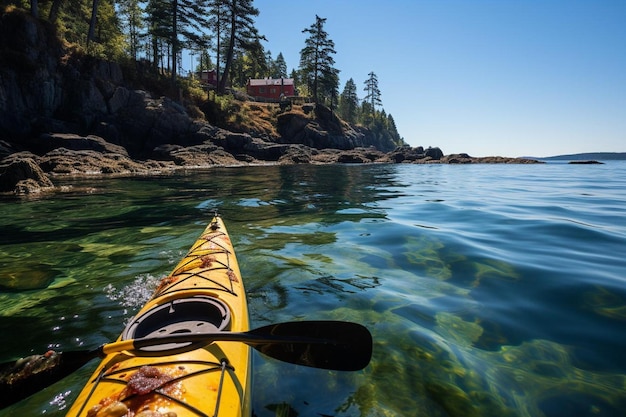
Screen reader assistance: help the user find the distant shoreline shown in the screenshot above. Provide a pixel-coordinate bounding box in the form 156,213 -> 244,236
527,152 -> 626,161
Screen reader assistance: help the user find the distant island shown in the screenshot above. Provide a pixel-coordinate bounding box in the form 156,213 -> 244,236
535,152 -> 626,161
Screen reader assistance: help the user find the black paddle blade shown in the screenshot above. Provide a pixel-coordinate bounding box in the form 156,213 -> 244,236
0,349 -> 98,409
248,321 -> 372,371
0,320 -> 373,409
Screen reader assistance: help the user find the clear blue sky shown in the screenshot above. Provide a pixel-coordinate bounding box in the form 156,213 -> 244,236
248,0 -> 626,157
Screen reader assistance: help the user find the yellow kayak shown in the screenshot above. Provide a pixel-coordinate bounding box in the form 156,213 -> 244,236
0,215 -> 371,413
66,215 -> 251,417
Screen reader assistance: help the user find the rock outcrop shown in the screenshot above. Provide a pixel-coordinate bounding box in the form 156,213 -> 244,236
276,104 -> 399,152
0,9 -> 542,195
0,152 -> 54,194
0,11 -> 401,159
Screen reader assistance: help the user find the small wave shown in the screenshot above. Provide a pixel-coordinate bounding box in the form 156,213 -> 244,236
104,274 -> 162,309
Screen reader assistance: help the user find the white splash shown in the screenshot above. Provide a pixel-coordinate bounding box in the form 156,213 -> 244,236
104,274 -> 162,309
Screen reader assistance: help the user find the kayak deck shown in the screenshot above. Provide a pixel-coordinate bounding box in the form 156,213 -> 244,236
66,216 -> 251,417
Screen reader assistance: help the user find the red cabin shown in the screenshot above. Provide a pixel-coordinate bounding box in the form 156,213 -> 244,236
246,78 -> 295,101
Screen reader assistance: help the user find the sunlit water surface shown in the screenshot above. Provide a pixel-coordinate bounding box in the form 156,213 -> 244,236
1,163 -> 625,416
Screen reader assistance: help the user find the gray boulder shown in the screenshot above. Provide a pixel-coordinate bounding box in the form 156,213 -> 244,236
37,133 -> 129,156
425,147 -> 444,160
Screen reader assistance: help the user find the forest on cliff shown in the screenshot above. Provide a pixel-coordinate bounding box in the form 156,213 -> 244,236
1,0 -> 403,146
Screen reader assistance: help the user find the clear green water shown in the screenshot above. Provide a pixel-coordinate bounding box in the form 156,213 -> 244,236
1,163 -> 625,416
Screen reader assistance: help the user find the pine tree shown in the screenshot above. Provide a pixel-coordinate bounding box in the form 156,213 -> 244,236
274,52 -> 288,78
207,0 -> 229,88
172,0 -> 211,83
320,68 -> 339,110
386,113 -> 404,145
197,49 -> 214,73
363,71 -> 382,114
219,0 -> 264,94
83,0 -> 125,58
339,78 -> 358,123
290,68 -> 300,95
118,0 -> 145,61
358,101 -> 373,125
265,49 -> 274,77
143,0 -> 211,82
146,0 -> 172,72
233,38 -> 267,86
299,15 -> 339,104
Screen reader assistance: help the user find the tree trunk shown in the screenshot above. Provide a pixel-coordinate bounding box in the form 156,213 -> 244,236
48,0 -> 62,23
152,36 -> 159,72
218,0 -> 236,94
215,7 -> 221,91
87,0 -> 99,47
30,0 -> 38,18
170,0 -> 178,84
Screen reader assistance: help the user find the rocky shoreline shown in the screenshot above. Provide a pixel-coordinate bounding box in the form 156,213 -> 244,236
0,133 -> 540,196
0,10 -> 541,196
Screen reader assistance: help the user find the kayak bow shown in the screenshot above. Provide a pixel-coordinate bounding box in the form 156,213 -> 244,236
67,214 -> 252,417
0,215 -> 372,413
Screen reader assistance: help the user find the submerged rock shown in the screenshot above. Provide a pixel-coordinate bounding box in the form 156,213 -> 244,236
0,265 -> 59,291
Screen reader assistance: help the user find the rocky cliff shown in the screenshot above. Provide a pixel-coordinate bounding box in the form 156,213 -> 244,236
0,9 -> 540,195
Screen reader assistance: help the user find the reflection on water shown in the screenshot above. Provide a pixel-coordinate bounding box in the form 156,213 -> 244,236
1,163 -> 626,416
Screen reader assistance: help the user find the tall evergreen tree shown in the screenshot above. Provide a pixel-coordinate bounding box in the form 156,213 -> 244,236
170,0 -> 211,83
146,0 -> 171,71
264,49 -> 274,77
96,0 -> 125,57
118,0 -> 145,61
219,0 -> 264,94
363,71 -> 382,114
145,0 -> 210,82
273,52 -> 287,78
196,49 -> 214,73
290,68 -> 300,94
339,78 -> 358,123
69,0 -> 124,57
299,15 -> 339,104
232,38 -> 266,86
320,66 -> 339,109
386,113 -> 404,145
207,0 -> 229,88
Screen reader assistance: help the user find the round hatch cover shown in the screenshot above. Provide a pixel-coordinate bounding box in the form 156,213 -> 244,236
122,295 -> 231,355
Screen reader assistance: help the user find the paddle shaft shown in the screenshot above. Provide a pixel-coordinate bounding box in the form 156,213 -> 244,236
1,321 -> 371,409
101,331 -> 334,355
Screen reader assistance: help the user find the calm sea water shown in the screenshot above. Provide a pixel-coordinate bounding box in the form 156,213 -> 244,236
1,163 -> 625,417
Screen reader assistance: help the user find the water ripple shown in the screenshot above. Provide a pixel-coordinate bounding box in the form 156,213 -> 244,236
2,163 -> 626,417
